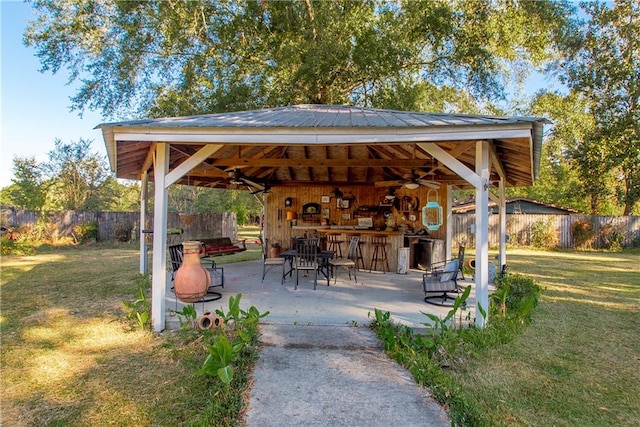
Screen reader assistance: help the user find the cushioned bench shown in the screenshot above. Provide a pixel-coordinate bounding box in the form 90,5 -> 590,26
198,237 -> 247,257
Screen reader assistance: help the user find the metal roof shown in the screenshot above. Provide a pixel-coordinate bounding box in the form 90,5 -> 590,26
97,104 -> 548,189
99,104 -> 545,129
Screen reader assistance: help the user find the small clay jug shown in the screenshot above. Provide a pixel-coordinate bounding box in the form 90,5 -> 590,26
174,241 -> 210,303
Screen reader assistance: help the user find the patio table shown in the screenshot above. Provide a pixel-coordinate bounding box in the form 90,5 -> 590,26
279,249 -> 335,282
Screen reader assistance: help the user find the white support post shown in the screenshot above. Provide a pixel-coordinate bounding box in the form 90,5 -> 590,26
445,185 -> 453,260
498,178 -> 507,274
139,171 -> 149,274
475,141 -> 490,328
151,143 -> 170,332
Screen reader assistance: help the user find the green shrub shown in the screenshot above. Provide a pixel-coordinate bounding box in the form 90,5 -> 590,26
530,218 -> 558,249
372,272 -> 542,425
122,274 -> 151,330
492,272 -> 542,322
0,234 -> 36,255
73,221 -> 98,244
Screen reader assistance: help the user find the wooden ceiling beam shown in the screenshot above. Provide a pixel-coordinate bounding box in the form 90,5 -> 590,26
204,157 -> 437,168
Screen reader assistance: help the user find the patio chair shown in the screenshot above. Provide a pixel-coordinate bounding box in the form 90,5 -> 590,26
294,238 -> 321,290
261,237 -> 285,284
329,236 -> 359,284
429,245 -> 466,280
422,259 -> 460,306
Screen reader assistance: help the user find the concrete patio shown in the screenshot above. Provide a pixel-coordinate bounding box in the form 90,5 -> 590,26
166,260 -> 478,330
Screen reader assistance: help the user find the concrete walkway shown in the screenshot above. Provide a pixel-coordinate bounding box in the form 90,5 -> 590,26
167,260 -> 475,425
244,324 -> 450,426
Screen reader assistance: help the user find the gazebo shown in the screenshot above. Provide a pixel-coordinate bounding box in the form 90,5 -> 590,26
97,104 -> 546,331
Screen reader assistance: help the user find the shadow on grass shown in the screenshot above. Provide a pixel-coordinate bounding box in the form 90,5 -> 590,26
1,245 -> 225,425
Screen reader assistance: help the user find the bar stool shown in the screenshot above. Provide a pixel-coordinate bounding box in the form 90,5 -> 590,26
369,235 -> 390,273
326,233 -> 344,258
351,234 -> 366,271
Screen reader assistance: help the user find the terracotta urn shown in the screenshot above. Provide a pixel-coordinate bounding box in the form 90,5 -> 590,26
174,241 -> 210,303
197,311 -> 224,330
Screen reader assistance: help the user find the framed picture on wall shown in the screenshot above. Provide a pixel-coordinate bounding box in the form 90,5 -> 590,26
322,208 -> 330,219
321,195 -> 330,203
337,198 -> 350,209
341,213 -> 351,221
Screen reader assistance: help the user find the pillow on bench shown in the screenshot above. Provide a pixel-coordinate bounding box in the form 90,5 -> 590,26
197,237 -> 247,256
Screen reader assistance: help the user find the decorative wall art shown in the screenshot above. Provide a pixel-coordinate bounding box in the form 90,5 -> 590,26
337,198 -> 350,209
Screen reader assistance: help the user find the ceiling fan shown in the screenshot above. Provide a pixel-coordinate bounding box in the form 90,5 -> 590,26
227,169 -> 267,192
375,170 -> 440,190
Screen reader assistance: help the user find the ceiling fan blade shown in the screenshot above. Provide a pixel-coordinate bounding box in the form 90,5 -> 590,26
375,180 -> 403,187
240,177 -> 265,190
417,179 -> 440,189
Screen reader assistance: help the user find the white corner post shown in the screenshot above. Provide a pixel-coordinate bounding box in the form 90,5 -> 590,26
498,178 -> 507,273
139,170 -> 149,274
475,141 -> 490,327
151,143 -> 170,332
445,184 -> 453,260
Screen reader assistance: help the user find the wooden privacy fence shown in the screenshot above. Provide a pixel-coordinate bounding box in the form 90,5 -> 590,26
0,207 -> 238,243
452,214 -> 640,249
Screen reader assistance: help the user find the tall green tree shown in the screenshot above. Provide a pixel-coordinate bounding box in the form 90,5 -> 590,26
0,157 -> 46,209
43,139 -> 110,210
25,0 -> 579,118
522,91 -> 621,215
560,0 -> 640,215
168,185 -> 262,225
95,177 -> 141,211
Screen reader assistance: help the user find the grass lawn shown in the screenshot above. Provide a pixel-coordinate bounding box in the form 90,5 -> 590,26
0,243 -> 234,426
1,238 -> 638,425
453,248 -> 640,426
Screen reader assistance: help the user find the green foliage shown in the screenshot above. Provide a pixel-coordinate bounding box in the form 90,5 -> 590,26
492,273 -> 541,323
197,333 -> 244,385
0,157 -> 45,209
25,0 -> 578,118
72,221 -> 98,244
42,139 -> 110,211
372,273 -> 542,424
174,305 -> 198,330
168,186 -> 263,225
0,234 -> 36,256
122,275 -> 151,330
196,294 -> 269,386
559,1 -> 640,216
529,218 -> 558,249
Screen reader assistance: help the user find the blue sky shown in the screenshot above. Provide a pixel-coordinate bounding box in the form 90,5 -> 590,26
1,1 -> 105,188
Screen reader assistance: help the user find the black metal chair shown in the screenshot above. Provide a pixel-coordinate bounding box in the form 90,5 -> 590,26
422,259 -> 461,306
429,245 -> 466,280
294,238 -> 327,290
329,236 -> 359,284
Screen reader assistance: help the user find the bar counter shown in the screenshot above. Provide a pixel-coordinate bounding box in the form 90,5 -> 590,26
316,229 -> 403,272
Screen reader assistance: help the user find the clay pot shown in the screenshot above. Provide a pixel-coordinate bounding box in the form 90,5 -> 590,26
197,311 -> 224,330
174,241 -> 210,303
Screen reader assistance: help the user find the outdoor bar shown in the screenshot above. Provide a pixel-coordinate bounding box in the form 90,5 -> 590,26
97,104 -> 547,331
